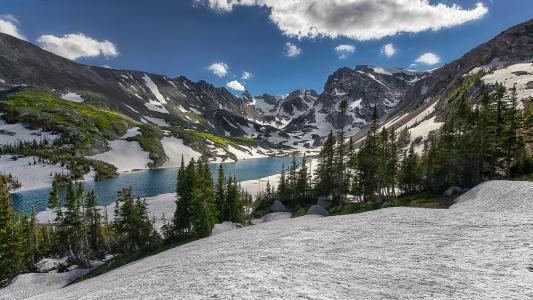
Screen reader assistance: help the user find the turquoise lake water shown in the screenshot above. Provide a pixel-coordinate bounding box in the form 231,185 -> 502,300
12,156 -> 300,214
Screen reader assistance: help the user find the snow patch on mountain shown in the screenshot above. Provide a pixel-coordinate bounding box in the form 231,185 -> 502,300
60,92 -> 84,103
161,137 -> 201,168
481,62 -> 533,103
0,117 -> 59,146
142,74 -> 167,104
143,116 -> 170,127
0,155 -> 68,192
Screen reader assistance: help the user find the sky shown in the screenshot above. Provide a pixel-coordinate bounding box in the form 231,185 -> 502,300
0,0 -> 532,95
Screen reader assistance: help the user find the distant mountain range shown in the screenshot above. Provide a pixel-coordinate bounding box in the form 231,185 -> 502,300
0,19 -> 532,152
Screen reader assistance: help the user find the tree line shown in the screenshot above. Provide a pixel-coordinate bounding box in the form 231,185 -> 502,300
254,84 -> 532,213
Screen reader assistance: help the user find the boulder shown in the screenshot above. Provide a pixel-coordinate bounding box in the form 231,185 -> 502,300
443,186 -> 464,197
307,205 -> 329,217
270,200 -> 287,212
317,196 -> 332,209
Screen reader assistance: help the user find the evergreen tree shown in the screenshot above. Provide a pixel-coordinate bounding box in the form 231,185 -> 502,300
215,164 -> 226,222
113,186 -> 153,252
398,146 -> 421,194
357,106 -> 380,201
225,176 -> 245,224
172,158 -> 195,239
0,177 -> 27,285
315,131 -> 335,197
190,157 -> 217,237
85,190 -> 104,259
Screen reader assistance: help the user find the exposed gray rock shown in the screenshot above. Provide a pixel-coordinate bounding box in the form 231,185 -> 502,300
317,196 -> 332,209
307,205 -> 329,217
443,186 -> 464,197
270,200 -> 287,213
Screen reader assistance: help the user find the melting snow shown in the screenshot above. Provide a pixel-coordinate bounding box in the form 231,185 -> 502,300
142,74 -> 167,104
143,116 -> 170,127
161,137 -> 201,168
60,92 -> 84,103
32,181 -> 533,299
482,62 -> 533,103
0,155 -> 68,192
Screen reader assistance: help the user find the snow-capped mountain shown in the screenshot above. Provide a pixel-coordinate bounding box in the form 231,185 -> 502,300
0,19 -> 531,152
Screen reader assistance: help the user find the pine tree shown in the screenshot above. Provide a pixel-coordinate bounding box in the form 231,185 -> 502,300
295,155 -> 310,206
398,146 -> 421,194
173,158 -> 195,239
225,176 -> 245,224
315,131 -> 335,197
215,164 -> 226,222
0,176 -> 27,285
85,190 -> 104,259
190,157 -> 217,237
357,106 -> 380,201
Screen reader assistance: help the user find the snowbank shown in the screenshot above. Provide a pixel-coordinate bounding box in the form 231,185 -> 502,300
161,137 -> 201,168
451,180 -> 533,213
482,63 -> 533,103
0,262 -> 103,300
86,128 -> 152,173
251,212 -> 292,225
0,155 -> 68,192
239,173 -> 281,197
87,140 -> 150,172
33,194 -> 533,299
36,193 -> 176,231
211,222 -> 242,236
60,92 -> 84,103
0,118 -> 59,146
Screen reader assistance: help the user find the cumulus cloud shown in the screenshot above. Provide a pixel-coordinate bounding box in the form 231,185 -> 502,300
37,33 -> 118,61
381,43 -> 396,57
284,42 -> 301,57
197,0 -> 488,40
415,52 -> 440,65
335,44 -> 355,59
226,80 -> 246,92
241,71 -> 253,80
0,15 -> 26,40
208,62 -> 229,77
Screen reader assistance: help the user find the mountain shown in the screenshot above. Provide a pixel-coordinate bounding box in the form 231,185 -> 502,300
0,32 -> 271,138
1,19 -> 532,154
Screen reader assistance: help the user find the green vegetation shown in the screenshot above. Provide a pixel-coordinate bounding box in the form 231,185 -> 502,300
1,88 -> 135,150
388,193 -> 452,209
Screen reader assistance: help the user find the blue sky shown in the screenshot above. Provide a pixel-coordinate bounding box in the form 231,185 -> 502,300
0,0 -> 532,95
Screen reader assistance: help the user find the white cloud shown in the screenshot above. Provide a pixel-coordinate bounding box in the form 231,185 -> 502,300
381,43 -> 396,57
415,52 -> 440,65
284,42 -> 301,57
335,44 -> 356,53
335,44 -> 355,59
37,33 -> 118,61
241,71 -> 253,80
197,0 -> 488,40
0,15 -> 26,40
208,62 -> 229,77
226,80 -> 246,92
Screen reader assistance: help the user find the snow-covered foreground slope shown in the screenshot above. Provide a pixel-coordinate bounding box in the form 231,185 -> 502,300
32,181 -> 532,300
